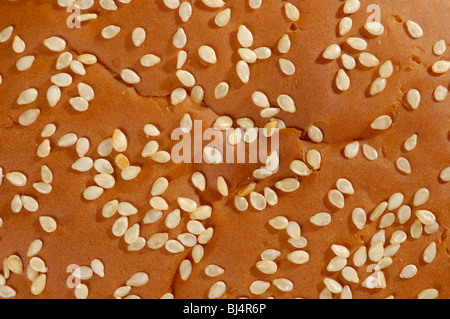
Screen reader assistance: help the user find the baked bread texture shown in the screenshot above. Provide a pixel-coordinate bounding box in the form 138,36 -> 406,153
0,0 -> 449,299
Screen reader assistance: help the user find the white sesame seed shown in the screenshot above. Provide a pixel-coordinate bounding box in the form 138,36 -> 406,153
120,69 -> 141,84
83,186 -> 104,200
78,53 -> 97,65
173,28 -> 187,49
310,212 -> 331,226
39,216 -> 57,233
418,289 -> 439,299
433,39 -> 446,56
287,251 -> 309,264
353,246 -> 367,267
198,45 -> 217,64
277,94 -> 296,113
415,210 -> 436,226
359,52 -> 379,67
423,242 -> 436,263
132,27 -> 146,47
328,189 -> 345,209
6,172 -> 27,187
214,82 -> 229,99
346,37 -> 367,50
237,25 -> 253,48
70,60 -> 86,75
151,177 -> 169,196
70,97 -> 89,112
290,160 -> 312,176
410,219 -> 423,239
440,167 -> 450,182
284,3 -> 300,21
236,60 -> 250,83
179,2 -> 192,22
379,60 -> 394,78
344,141 -> 359,159
368,241 -> 384,262
0,26 -> 13,43
370,77 -> 387,95
261,249 -> 281,261
406,89 -> 421,109
336,178 -> 354,195
323,44 -> 341,60
43,36 -> 66,52
431,60 -> 450,74
164,0 -> 180,9
306,149 -> 321,169
400,264 -> 417,279
273,278 -> 293,292
405,20 -> 423,39
364,21 -> 384,36
339,17 -> 352,36
370,115 -> 392,130
388,192 -> 404,211
16,55 -> 35,72
171,88 -> 187,105
72,157 -> 94,172
202,0 -> 225,8
413,188 -> 429,207
51,73 -> 73,87
327,256 -> 347,272
434,85 -> 448,102
336,69 -> 350,91
362,144 -> 378,161
166,239 -> 185,253
278,34 -> 291,54
214,8 -> 231,27
248,0 -> 262,9
250,281 -> 270,295
176,70 -> 196,87
324,278 -> 342,294
275,178 -> 300,192
256,260 -> 278,275
126,272 -> 149,287
31,274 -> 46,296
10,36 -> 23,55
396,157 -> 411,174
254,47 -> 272,59
369,201 -> 388,221
279,58 -> 295,75
165,209 -> 181,229
102,25 -> 121,39
19,108 -> 40,127
17,88 -> 38,105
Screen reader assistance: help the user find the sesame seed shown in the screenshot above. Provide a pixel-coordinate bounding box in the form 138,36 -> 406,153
275,178 -> 300,192
277,94 -> 296,113
12,35 -> 25,53
256,260 -> 278,274
433,39 -> 446,56
323,278 -> 342,294
339,17 -> 352,36
179,2 -> 192,22
406,89 -> 421,109
434,85 -> 448,102
176,70 -> 196,87
327,256 -> 347,272
37,139 -> 51,158
284,3 -> 300,21
332,245 -> 350,258
27,240 -> 43,258
124,224 -> 140,244
362,144 -> 378,161
77,83 -> 94,102
83,186 -> 104,200
236,60 -> 250,83
431,60 -> 450,74
16,55 -> 35,72
74,284 -> 89,299
143,209 -> 162,224
400,264 -> 417,279
178,233 -> 197,247
150,196 -> 169,211
31,274 -> 46,296
164,0 -> 180,10
166,239 -> 185,253
336,69 -> 350,91
250,281 -> 270,295
94,173 -> 115,189
397,205 -> 412,224
364,21 -> 384,36
102,200 -> 118,218
77,53 -> 97,65
51,73 -> 73,87
173,28 -> 187,49
126,272 -> 149,287
33,182 -> 52,194
328,189 -> 345,209
56,52 -> 72,70
99,0 -> 117,10
379,60 -> 394,78
273,278 -> 293,292
290,160 -> 312,176
319,288 -> 332,299
418,289 -> 439,299
76,0 -> 94,10
287,250 -> 309,264
46,85 -> 61,108
7,255 -> 23,274
177,197 -> 197,213
0,285 -> 16,298
413,188 -> 429,207
151,177 -> 169,196
403,134 -> 418,152
310,212 -> 332,226
344,141 -> 359,159
39,216 -> 57,233
70,97 -> 89,112
69,60 -> 86,76
30,257 -> 47,273
41,165 -> 53,183
370,77 -> 387,95
423,242 -> 436,263
17,88 -> 38,105
147,233 -> 169,249
151,151 -> 171,163
214,82 -> 229,99
102,25 -> 121,39
415,210 -> 436,226
19,108 -> 40,127
278,34 -> 291,54
336,178 -> 354,194
112,216 -> 128,237
440,167 -> 450,182
217,176 -> 228,196
120,69 -> 141,84
198,45 -> 217,64
237,25 -> 253,48
254,47 -> 272,59
371,115 -> 392,130
165,209 -> 181,229
346,37 -> 367,50
390,230 -> 407,245
248,0 -> 262,9
353,246 -> 367,267
410,219 -> 423,239
286,221 -> 301,240
261,249 -> 281,261
171,88 -> 187,105
323,44 -> 341,60
279,58 -> 295,75
202,0 -> 225,8
115,154 -> 130,170
368,241 -> 384,262
11,195 -> 22,213
6,171 -> 28,187
369,201 -> 388,221
178,260 -> 192,281
43,36 -> 66,52
359,52 -> 380,67
214,8 -> 231,27
396,157 -> 412,174
425,222 -> 440,234
131,27 -> 146,48
0,26 -> 13,43
405,20 -> 423,39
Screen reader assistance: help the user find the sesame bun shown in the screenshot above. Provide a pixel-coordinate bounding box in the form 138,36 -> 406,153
0,0 -> 448,299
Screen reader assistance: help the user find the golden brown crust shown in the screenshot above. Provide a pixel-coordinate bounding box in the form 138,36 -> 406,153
0,0 -> 448,299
